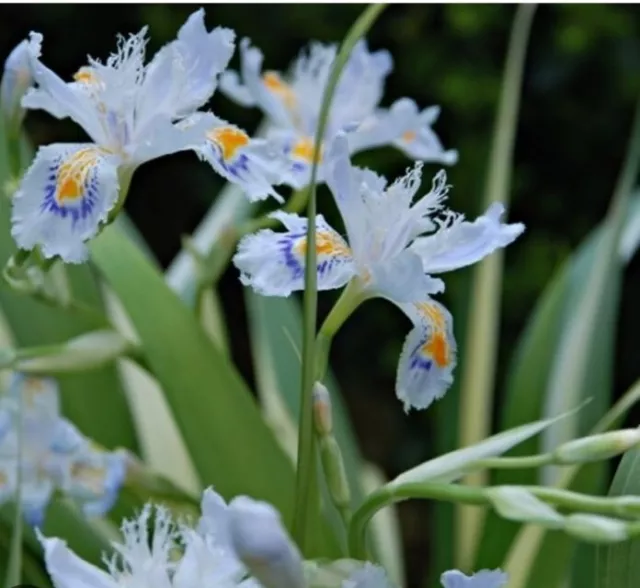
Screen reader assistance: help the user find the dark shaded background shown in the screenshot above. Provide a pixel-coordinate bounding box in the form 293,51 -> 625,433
2,4 -> 640,586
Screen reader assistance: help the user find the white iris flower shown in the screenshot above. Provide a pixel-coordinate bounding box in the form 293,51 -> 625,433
0,373 -> 127,526
10,9 -> 285,264
220,39 -> 457,189
233,135 -> 524,411
38,487 -> 302,588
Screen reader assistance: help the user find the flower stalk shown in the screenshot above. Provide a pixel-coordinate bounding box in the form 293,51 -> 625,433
292,2 -> 387,550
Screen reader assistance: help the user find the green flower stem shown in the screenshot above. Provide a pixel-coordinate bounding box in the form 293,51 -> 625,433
349,482 -> 640,559
470,453 -> 555,470
107,166 -> 135,224
292,3 -> 387,551
315,280 -> 369,380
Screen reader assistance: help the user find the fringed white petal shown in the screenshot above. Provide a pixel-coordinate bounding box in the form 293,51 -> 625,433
440,569 -> 508,588
391,99 -> 458,165
11,143 -> 121,263
24,33 -> 109,145
137,9 -> 235,122
197,120 -> 287,202
233,213 -> 355,296
395,299 -> 457,412
38,532 -> 116,588
411,202 -> 525,274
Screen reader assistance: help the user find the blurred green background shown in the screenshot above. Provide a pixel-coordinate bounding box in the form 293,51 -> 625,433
1,3 -> 640,586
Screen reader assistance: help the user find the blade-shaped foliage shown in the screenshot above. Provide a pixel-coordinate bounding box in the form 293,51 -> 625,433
90,224 -> 339,557
473,195 -> 640,584
595,447 -> 640,588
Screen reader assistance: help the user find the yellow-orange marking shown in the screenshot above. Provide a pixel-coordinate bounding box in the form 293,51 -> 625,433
208,127 -> 249,161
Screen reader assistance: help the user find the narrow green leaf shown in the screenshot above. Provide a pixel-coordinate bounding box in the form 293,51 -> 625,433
481,91 -> 640,588
540,96 -> 640,484
474,195 -> 640,576
90,224 -> 339,556
390,407 -> 581,488
456,3 -> 538,568
104,222 -> 203,496
595,448 -> 640,587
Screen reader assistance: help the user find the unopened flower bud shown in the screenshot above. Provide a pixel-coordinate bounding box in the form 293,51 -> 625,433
564,514 -> 629,544
313,381 -> 333,436
0,35 -> 39,130
320,436 -> 351,509
227,496 -> 305,588
486,486 -> 564,527
15,330 -> 134,373
553,429 -> 640,464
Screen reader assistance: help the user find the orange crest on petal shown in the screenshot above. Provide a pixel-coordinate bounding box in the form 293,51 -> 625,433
402,130 -> 417,143
291,137 -> 322,163
208,126 -> 250,161
422,331 -> 449,367
73,67 -> 100,85
263,71 -> 297,110
55,148 -> 101,205
294,230 -> 351,258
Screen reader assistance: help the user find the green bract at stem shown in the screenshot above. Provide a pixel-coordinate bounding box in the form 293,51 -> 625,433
293,2 -> 387,553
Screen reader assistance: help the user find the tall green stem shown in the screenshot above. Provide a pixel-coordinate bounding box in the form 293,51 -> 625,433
292,3 -> 387,551
456,3 -> 537,569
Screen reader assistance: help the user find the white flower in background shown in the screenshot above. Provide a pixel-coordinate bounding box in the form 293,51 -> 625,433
342,562 -> 395,588
0,38 -> 38,128
340,563 -> 508,588
9,10 -> 285,264
233,135 -> 524,411
0,373 -> 127,526
441,569 -> 509,588
220,38 -> 457,189
39,486 -> 301,588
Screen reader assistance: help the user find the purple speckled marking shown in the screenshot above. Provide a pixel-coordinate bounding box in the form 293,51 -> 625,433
276,229 -> 351,280
209,142 -> 250,180
408,331 -> 433,372
41,156 -> 100,228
